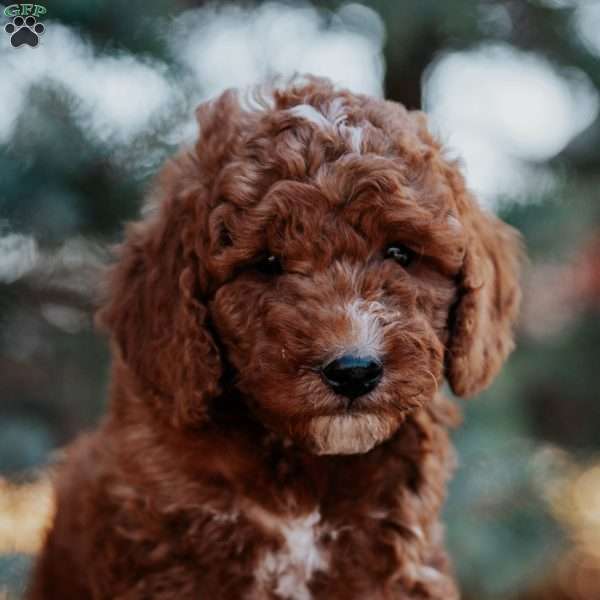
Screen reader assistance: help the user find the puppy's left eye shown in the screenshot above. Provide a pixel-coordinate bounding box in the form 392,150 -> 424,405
254,255 -> 283,276
385,244 -> 415,267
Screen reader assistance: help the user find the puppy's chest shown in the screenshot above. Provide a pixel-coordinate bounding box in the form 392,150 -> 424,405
248,509 -> 331,600
237,506 -> 405,600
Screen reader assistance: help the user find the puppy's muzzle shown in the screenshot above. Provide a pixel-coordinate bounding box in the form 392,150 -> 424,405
321,354 -> 383,401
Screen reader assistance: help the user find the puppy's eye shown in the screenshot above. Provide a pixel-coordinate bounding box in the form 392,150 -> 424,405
385,244 -> 415,267
254,255 -> 283,276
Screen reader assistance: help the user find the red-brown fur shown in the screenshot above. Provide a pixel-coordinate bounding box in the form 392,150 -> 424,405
28,76 -> 522,599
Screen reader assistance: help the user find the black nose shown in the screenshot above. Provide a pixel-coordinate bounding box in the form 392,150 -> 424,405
321,355 -> 383,400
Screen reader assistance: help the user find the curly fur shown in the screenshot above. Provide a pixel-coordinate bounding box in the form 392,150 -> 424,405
28,76 -> 522,599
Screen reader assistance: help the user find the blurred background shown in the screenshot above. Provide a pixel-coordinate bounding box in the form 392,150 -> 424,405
1,0 -> 599,598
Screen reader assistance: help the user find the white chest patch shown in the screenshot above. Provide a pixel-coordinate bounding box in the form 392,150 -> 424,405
254,510 -> 328,600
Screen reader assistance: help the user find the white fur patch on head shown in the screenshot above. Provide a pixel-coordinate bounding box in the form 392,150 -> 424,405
287,99 -> 364,155
323,97 -> 347,126
288,104 -> 332,131
344,125 -> 363,153
308,413 -> 396,455
253,510 -> 328,600
330,299 -> 395,361
240,85 -> 276,112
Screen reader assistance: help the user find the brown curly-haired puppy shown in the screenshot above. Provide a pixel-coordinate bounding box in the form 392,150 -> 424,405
29,76 -> 522,600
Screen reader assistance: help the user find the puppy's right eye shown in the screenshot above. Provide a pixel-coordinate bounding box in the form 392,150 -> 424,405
385,244 -> 416,267
253,255 -> 283,276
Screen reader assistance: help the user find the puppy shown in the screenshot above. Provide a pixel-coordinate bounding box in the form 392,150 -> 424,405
29,76 -> 522,600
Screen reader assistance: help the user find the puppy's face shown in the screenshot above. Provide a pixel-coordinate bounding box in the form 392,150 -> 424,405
209,192 -> 463,454
205,112 -> 467,455
101,81 -> 521,453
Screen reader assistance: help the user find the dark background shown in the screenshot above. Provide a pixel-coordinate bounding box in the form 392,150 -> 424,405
1,1 -> 600,598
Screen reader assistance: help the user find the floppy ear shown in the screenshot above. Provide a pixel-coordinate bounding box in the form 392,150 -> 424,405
445,196 -> 523,398
97,155 -> 222,427
97,90 -> 249,426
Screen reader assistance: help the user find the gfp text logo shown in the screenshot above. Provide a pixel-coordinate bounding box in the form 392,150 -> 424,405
4,4 -> 46,48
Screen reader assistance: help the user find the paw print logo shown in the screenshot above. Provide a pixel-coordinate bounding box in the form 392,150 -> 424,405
4,15 -> 45,48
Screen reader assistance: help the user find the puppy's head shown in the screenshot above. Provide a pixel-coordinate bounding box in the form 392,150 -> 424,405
99,77 -> 522,454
